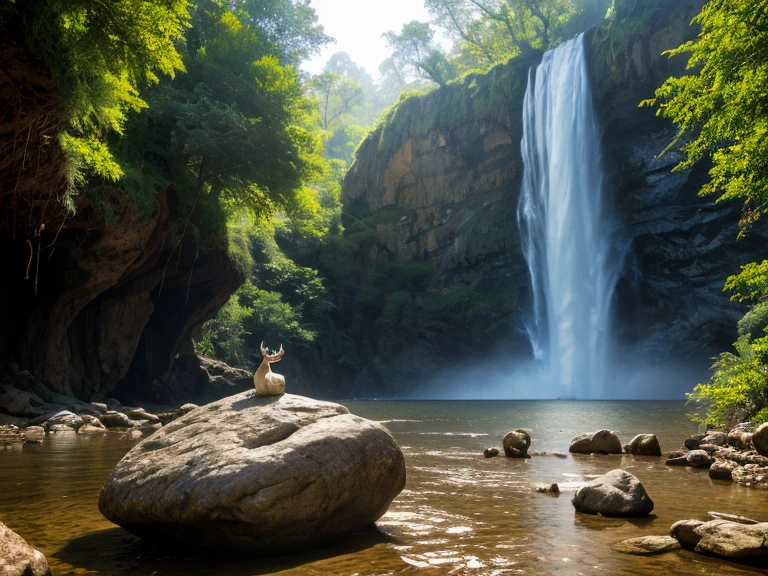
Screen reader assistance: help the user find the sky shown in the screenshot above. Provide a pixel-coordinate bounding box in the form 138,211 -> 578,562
302,0 -> 447,80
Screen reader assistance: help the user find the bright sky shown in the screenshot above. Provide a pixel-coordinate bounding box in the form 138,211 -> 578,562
302,0 -> 447,80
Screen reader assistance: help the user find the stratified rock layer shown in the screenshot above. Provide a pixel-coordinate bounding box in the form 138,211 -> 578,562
99,393 -> 406,552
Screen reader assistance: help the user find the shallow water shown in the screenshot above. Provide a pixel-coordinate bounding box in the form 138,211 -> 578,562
1,401 -> 767,576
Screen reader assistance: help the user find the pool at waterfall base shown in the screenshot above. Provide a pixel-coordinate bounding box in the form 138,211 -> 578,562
1,400 -> 767,575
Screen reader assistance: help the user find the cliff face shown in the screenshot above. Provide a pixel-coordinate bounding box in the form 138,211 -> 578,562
341,0 -> 765,390
0,31 -> 242,403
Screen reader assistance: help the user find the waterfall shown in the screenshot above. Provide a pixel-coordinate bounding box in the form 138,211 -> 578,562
517,33 -> 624,399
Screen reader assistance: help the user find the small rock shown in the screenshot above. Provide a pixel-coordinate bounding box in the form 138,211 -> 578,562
78,424 -> 107,434
684,436 -> 703,450
707,512 -> 759,525
709,459 -> 740,481
701,431 -> 728,447
687,450 -> 714,468
483,448 -> 499,458
613,535 -> 681,555
0,521 -> 51,575
624,434 -> 662,456
99,411 -> 133,429
22,426 -> 45,443
45,410 -> 82,430
48,424 -> 77,433
90,402 -> 108,413
696,443 -> 719,455
572,469 -> 654,517
534,483 -> 560,494
125,409 -> 160,423
81,415 -> 105,428
105,398 -> 122,410
569,430 -> 622,454
753,422 -> 768,456
666,450 -> 686,459
502,429 -> 531,458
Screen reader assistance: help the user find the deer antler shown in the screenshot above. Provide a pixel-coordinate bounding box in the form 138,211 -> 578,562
260,342 -> 284,363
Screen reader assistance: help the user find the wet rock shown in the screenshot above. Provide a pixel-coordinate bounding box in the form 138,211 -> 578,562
732,464 -> 768,488
99,393 -> 406,552
670,519 -> 704,549
708,512 -> 759,525
572,469 -> 654,517
0,426 -> 25,447
23,426 -> 45,443
666,450 -> 686,459
624,434 -> 662,456
709,459 -> 740,481
534,483 -> 560,494
701,431 -> 728,447
45,410 -> 82,430
157,403 -> 198,425
753,422 -> 768,456
728,430 -> 752,450
48,424 -> 77,433
99,411 -> 133,429
569,430 -> 622,454
78,424 -> 107,434
503,429 -> 531,458
696,443 -> 720,455
674,519 -> 768,559
0,521 -> 51,576
613,535 -> 681,555
666,449 -> 712,468
684,435 -> 703,450
124,409 -> 160,423
529,450 -> 568,458
90,402 -> 108,413
483,448 -> 499,458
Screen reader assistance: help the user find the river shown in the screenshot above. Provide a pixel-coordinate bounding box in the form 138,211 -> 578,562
1,400 -> 766,575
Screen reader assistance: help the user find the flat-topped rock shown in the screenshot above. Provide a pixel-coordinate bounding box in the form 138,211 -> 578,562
99,393 -> 406,552
613,535 -> 680,555
671,519 -> 768,559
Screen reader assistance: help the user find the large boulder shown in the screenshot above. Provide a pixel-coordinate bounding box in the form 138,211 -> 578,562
0,521 -> 51,576
753,422 -> 768,456
502,429 -> 531,458
569,430 -> 622,454
624,434 -> 662,456
99,393 -> 406,552
672,519 -> 768,559
572,469 -> 654,517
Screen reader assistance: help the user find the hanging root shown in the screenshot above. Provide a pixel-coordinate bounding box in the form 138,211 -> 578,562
24,238 -> 33,279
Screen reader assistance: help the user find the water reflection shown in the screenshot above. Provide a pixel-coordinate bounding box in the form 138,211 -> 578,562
0,401 -> 766,575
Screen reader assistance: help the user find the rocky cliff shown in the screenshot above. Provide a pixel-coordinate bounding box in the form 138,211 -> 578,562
341,0 -> 766,395
0,30 -> 242,404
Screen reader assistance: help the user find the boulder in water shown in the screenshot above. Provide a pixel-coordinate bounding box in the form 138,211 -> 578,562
624,434 -> 662,456
613,535 -> 681,555
671,519 -> 768,559
503,429 -> 531,458
753,422 -> 768,456
0,521 -> 51,576
99,411 -> 132,429
572,469 -> 654,517
99,393 -> 406,552
569,430 -> 622,454
709,459 -> 740,481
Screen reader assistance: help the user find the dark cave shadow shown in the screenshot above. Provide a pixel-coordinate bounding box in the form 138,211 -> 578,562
57,525 -> 397,575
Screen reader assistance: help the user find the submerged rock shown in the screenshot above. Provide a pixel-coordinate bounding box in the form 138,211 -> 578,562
613,535 -> 681,555
624,434 -> 662,456
0,521 -> 51,576
708,512 -> 759,525
569,430 -> 622,454
502,429 -> 531,458
672,519 -> 768,559
753,422 -> 768,456
572,469 -> 654,517
534,483 -> 560,494
483,448 -> 499,458
99,393 -> 406,552
666,449 -> 713,468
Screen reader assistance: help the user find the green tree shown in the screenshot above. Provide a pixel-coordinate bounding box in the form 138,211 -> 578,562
384,21 -> 456,87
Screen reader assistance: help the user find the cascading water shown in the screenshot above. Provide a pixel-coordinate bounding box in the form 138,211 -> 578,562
517,33 -> 625,399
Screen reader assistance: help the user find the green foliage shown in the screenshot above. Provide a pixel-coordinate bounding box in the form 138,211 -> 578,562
384,21 -> 458,87
646,0 -> 768,231
13,0 -> 191,190
688,263 -> 768,427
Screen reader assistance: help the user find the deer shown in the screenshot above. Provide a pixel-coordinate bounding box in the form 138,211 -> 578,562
253,341 -> 286,396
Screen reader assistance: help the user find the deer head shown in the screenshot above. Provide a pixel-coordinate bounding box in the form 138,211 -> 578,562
260,341 -> 284,365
